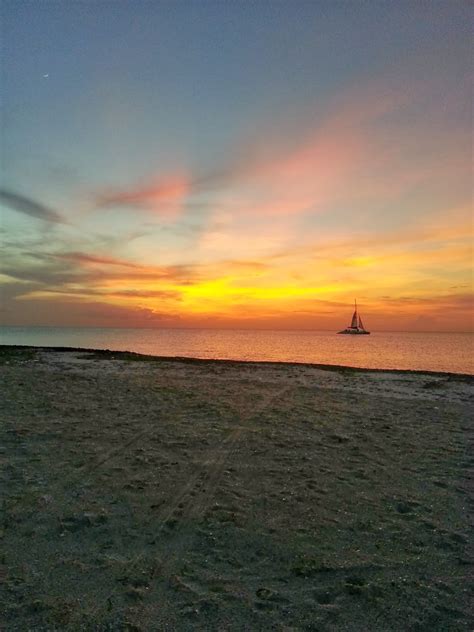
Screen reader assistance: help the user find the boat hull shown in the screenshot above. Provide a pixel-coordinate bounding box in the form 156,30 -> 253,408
337,329 -> 370,335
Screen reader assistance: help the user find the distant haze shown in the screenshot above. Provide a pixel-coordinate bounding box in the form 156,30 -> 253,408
1,1 -> 472,332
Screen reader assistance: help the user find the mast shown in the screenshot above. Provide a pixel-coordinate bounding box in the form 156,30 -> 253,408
350,299 -> 358,328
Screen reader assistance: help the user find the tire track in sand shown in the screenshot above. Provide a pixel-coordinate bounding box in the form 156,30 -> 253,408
152,384 -> 291,571
96,383 -> 291,622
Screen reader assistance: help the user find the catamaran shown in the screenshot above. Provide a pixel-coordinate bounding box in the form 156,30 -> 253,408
338,300 -> 370,335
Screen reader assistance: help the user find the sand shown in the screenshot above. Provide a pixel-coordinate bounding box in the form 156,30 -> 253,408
0,346 -> 473,631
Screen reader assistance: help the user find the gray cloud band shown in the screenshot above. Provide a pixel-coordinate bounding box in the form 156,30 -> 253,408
0,189 -> 64,223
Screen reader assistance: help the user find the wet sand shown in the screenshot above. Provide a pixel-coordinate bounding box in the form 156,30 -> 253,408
1,346 -> 473,631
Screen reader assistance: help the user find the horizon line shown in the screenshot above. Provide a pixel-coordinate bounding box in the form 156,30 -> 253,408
0,324 -> 473,335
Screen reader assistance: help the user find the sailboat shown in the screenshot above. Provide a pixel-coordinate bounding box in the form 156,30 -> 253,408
338,300 -> 370,335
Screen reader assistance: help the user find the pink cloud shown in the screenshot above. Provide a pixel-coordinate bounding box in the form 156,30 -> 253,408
96,173 -> 190,220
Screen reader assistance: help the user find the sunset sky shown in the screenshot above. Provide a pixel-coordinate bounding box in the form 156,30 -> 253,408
1,1 -> 472,332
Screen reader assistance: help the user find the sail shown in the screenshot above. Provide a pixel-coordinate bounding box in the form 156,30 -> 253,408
338,299 -> 370,334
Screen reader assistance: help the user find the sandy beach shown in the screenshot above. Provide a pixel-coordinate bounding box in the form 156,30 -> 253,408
0,346 -> 472,631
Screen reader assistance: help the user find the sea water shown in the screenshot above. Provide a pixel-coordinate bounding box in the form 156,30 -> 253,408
1,327 -> 472,374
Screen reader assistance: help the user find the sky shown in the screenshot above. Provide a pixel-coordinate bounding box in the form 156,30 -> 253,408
0,0 -> 472,332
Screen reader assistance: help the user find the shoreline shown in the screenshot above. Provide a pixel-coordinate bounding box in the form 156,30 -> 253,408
1,344 -> 473,380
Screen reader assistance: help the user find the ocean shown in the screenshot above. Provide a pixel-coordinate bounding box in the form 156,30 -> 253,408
1,326 -> 472,374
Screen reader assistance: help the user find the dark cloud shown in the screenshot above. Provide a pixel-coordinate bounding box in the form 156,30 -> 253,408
0,281 -> 39,306
1,246 -> 89,288
54,252 -> 143,268
379,294 -> 473,308
0,295 -> 179,328
1,241 -> 200,288
50,253 -> 197,283
0,189 -> 64,223
35,287 -> 181,301
1,263 -> 83,286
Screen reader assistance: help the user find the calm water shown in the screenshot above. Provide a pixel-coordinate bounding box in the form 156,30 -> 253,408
1,326 -> 473,374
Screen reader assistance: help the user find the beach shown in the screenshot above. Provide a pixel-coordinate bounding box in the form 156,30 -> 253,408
1,346 -> 472,631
